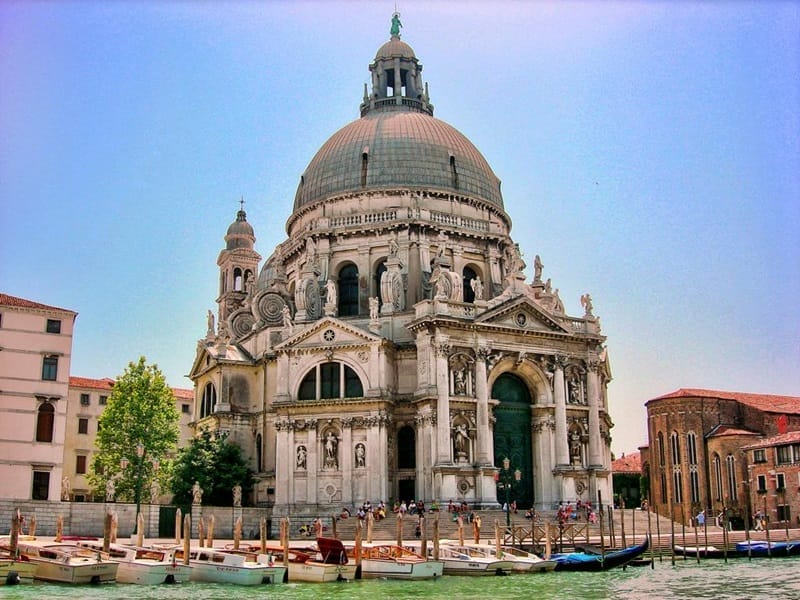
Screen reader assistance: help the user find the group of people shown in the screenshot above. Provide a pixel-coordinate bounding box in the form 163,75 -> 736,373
556,500 -> 597,524
339,500 -> 389,521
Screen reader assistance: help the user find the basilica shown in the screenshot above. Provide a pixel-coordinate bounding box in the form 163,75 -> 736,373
189,18 -> 613,514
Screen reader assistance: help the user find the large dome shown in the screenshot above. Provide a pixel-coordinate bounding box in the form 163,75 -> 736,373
293,110 -> 503,210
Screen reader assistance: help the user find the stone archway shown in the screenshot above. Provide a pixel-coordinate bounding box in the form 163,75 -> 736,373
492,372 -> 533,508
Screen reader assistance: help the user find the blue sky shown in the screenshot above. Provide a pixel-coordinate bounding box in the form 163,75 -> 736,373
1,1 -> 798,457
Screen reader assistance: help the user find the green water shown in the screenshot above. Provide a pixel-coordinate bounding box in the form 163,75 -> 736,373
2,559 -> 796,599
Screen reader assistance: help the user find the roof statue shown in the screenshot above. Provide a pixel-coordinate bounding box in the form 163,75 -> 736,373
390,12 -> 402,37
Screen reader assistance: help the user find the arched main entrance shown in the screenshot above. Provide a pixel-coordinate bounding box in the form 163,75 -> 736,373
492,372 -> 533,508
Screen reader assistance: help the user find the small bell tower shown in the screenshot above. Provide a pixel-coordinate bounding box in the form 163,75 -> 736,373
216,200 -> 261,323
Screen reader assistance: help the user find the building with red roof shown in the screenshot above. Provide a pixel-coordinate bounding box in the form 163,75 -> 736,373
642,388 -> 800,528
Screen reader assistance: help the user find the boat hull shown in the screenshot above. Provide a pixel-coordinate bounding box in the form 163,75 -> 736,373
288,561 -> 357,582
0,560 -> 37,585
440,558 -> 515,576
188,562 -> 269,585
552,538 -> 649,572
115,562 -> 192,585
359,558 -> 443,580
27,558 -> 117,584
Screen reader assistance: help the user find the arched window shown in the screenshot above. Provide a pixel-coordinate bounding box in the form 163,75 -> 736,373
672,468 -> 683,503
670,431 -> 681,465
397,425 -> 416,469
462,266 -> 477,303
298,362 -> 364,401
338,264 -> 359,316
726,454 -> 738,502
201,382 -> 217,418
686,432 -> 698,465
256,433 -> 263,473
657,432 -> 665,466
244,269 -> 254,291
712,454 -> 723,501
36,402 -> 55,442
233,267 -> 243,291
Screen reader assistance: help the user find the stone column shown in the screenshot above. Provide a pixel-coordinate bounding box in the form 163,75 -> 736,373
366,416 -> 380,501
341,419 -> 353,505
434,340 -> 452,465
475,347 -> 491,466
308,422 -> 319,504
553,356 -> 570,467
275,421 -> 290,508
378,413 -> 389,503
587,363 -> 603,468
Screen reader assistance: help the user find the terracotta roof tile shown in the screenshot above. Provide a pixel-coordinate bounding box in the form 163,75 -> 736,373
706,425 -> 761,438
70,376 -> 193,400
611,451 -> 641,473
742,430 -> 800,450
69,376 -> 115,390
0,292 -> 75,314
648,388 -> 800,415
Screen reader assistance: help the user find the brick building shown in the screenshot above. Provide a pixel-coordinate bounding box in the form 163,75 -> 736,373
641,388 -> 800,527
742,430 -> 800,529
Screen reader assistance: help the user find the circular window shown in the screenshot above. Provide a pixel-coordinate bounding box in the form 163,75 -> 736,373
323,329 -> 336,342
515,313 -> 527,326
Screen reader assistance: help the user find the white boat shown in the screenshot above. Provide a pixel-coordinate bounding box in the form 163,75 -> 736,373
218,547 -> 287,583
173,546 -> 274,585
426,543 -> 515,576
264,538 -> 357,582
15,540 -> 118,584
348,542 -> 443,580
460,543 -> 556,573
0,549 -> 37,585
77,540 -> 192,584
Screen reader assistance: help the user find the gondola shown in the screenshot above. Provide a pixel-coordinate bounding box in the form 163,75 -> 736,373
550,537 -> 649,571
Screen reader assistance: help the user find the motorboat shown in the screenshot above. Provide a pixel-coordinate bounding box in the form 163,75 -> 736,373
425,542 -> 515,576
551,537 -> 650,571
218,547 -> 288,583
0,549 -> 36,585
172,546 -> 274,585
347,542 -> 443,579
77,540 -> 192,584
15,540 -> 118,584
264,537 -> 357,582
460,542 -> 556,573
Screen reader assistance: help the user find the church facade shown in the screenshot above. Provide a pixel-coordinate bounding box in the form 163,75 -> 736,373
189,20 -> 613,514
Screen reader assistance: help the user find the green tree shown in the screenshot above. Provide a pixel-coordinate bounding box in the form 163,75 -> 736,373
89,357 -> 180,504
171,428 -> 254,507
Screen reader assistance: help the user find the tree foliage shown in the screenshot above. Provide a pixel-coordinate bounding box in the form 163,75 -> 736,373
171,428 -> 255,507
89,357 -> 180,502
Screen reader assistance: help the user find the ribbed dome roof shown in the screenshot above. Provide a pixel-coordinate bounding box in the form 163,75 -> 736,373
225,209 -> 255,250
293,110 -> 503,210
375,38 -> 416,60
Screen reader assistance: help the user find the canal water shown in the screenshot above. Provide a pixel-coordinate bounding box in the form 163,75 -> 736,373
2,558 -> 795,599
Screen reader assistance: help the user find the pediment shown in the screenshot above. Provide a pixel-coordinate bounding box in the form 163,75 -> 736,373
475,296 -> 569,333
274,317 -> 383,352
189,337 -> 253,379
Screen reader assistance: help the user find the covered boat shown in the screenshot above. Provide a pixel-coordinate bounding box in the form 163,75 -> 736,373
173,546 -> 273,585
551,537 -> 649,571
428,543 -> 515,576
263,538 -> 357,582
347,542 -> 443,579
735,540 -> 800,557
77,541 -> 192,584
15,540 -> 118,584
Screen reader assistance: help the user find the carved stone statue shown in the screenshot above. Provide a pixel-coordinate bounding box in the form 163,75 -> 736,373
355,443 -> 366,468
324,432 -> 339,469
296,445 -> 307,470
453,367 -> 467,395
207,310 -> 215,335
325,280 -> 337,307
105,478 -> 115,502
369,296 -> 380,320
282,305 -> 293,328
388,231 -> 399,256
192,481 -> 203,505
61,476 -> 70,501
470,276 -> 484,301
233,484 -> 242,508
581,293 -> 594,317
534,255 -> 543,282
570,432 -> 582,465
454,423 -> 469,460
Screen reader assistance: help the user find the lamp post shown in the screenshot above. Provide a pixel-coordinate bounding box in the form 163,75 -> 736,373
495,457 -> 522,528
